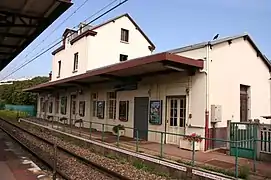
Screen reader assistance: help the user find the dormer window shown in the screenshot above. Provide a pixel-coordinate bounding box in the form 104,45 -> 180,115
121,28 -> 129,42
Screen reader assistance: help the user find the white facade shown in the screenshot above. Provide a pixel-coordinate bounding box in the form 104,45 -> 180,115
173,37 -> 271,127
36,32 -> 271,151
51,14 -> 154,81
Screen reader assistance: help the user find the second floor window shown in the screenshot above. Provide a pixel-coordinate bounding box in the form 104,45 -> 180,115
121,28 -> 129,42
73,53 -> 78,72
58,61 -> 61,77
120,54 -> 128,62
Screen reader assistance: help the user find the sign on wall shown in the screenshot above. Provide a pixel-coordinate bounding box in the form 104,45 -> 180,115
149,100 -> 162,125
97,101 -> 105,119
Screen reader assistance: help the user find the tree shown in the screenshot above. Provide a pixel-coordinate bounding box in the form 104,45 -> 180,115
0,76 -> 49,106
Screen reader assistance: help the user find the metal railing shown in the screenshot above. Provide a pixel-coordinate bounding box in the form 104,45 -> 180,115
18,116 -> 270,178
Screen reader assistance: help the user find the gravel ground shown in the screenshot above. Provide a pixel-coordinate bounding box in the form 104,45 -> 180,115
1,119 -> 167,180
0,121 -> 113,180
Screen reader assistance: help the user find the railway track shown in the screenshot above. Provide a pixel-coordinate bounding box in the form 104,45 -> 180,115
0,119 -> 131,180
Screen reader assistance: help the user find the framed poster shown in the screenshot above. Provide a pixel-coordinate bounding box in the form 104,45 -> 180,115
149,100 -> 162,125
97,101 -> 105,119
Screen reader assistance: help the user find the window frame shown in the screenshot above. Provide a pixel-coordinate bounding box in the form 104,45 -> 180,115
91,92 -> 98,117
121,28 -> 129,42
79,101 -> 85,117
55,95 -> 60,114
57,60 -> 61,78
119,100 -> 129,122
60,96 -> 67,115
119,54 -> 128,62
107,92 -> 117,120
73,52 -> 79,72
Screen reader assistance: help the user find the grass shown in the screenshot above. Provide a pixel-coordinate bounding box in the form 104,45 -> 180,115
0,110 -> 28,121
175,158 -> 250,179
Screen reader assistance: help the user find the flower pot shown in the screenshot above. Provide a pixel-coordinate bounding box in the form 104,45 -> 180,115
179,139 -> 200,151
113,129 -> 125,137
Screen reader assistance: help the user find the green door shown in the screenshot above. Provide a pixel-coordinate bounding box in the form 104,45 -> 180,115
230,122 -> 257,159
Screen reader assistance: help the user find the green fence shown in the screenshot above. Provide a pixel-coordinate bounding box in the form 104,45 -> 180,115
5,104 -> 36,117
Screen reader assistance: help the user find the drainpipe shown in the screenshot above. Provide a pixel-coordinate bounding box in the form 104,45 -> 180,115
204,42 -> 211,151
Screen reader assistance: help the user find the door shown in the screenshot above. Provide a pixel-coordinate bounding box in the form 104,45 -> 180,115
69,94 -> 77,125
166,96 -> 186,145
134,97 -> 149,140
240,85 -> 249,122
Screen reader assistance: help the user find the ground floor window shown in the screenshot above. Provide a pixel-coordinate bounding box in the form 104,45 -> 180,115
55,96 -> 59,114
169,97 -> 186,127
79,101 -> 85,117
48,101 -> 53,113
107,92 -> 116,119
91,92 -> 98,117
119,101 -> 129,121
61,96 -> 67,115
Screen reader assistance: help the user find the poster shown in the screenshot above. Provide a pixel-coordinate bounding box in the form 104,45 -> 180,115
97,101 -> 105,119
149,100 -> 162,125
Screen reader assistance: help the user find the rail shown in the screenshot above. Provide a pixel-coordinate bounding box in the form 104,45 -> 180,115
0,118 -> 130,180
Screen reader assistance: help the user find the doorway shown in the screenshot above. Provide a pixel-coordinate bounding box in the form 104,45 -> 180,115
240,85 -> 249,122
133,97 -> 149,140
166,96 -> 186,145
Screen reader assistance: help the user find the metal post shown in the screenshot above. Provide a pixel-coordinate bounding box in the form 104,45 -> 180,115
136,129 -> 139,153
89,122 -> 92,139
192,138 -> 195,166
102,124 -> 104,142
235,141 -> 239,178
160,132 -> 164,158
53,143 -> 57,180
253,138 -> 256,172
117,126 -> 120,147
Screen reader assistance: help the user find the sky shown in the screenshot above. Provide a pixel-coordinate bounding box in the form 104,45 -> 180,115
0,0 -> 270,80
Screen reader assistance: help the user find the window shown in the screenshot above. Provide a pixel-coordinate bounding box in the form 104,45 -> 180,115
71,95 -> 76,115
40,98 -> 44,112
58,61 -> 61,77
107,92 -> 116,119
91,93 -> 98,117
49,101 -> 53,113
119,54 -> 128,62
169,97 -> 186,127
121,28 -> 129,42
79,101 -> 85,117
60,96 -> 67,115
73,53 -> 78,72
55,95 -> 60,114
119,101 -> 129,121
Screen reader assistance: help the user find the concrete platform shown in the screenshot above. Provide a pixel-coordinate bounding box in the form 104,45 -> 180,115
0,130 -> 50,180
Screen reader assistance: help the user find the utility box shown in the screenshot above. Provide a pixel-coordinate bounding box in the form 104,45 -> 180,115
211,105 -> 222,123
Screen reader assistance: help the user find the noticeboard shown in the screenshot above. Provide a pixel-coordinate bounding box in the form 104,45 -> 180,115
149,100 -> 162,125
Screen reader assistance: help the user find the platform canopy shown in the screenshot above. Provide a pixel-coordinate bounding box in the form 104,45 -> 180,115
25,52 -> 204,92
0,0 -> 72,71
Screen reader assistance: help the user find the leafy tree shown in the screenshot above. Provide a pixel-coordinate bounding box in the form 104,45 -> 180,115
0,76 -> 48,106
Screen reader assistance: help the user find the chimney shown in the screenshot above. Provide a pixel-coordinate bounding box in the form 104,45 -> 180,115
49,71 -> 52,81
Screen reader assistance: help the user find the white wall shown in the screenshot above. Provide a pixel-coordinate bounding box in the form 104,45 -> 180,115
51,35 -> 88,81
209,38 -> 271,126
87,16 -> 152,70
51,15 -> 153,81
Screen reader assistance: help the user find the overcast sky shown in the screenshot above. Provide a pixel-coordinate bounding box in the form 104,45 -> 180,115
1,0 -> 270,80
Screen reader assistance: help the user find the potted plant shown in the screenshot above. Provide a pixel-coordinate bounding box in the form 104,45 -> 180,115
180,133 -> 202,151
112,124 -> 125,136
